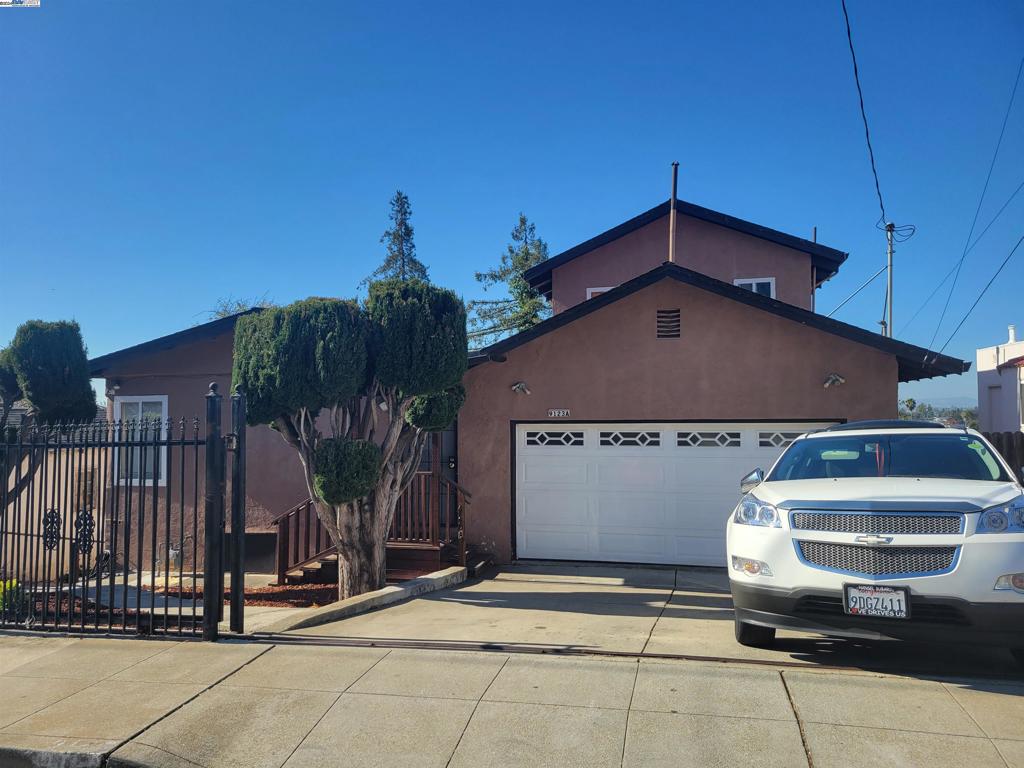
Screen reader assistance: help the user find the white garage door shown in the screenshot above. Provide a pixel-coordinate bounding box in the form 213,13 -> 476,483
515,422 -> 834,566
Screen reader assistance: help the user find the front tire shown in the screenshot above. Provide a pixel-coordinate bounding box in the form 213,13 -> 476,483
735,618 -> 776,648
1011,648 -> 1024,667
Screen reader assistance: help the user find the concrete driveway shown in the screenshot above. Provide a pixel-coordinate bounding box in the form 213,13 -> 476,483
284,563 -> 1020,678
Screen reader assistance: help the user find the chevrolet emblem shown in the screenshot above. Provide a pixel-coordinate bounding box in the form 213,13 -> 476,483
855,534 -> 894,546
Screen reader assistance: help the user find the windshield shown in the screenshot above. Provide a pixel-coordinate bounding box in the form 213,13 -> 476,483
768,433 -> 1012,482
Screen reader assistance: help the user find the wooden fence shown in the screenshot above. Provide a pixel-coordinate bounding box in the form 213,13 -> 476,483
983,431 -> 1024,482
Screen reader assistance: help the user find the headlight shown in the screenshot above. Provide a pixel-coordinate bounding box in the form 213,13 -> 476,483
977,496 -> 1024,533
733,496 -> 781,528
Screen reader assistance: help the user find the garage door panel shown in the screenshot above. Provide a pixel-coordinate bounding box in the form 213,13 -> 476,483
520,458 -> 589,485
515,422 -> 833,566
597,531 -> 669,560
674,534 -> 731,566
595,459 -> 666,489
519,491 -> 588,526
594,493 -> 668,528
520,529 -> 591,559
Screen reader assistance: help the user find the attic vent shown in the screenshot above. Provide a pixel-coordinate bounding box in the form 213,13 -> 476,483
656,309 -> 681,339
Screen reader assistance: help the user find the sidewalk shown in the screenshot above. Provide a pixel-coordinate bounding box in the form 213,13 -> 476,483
0,632 -> 1021,768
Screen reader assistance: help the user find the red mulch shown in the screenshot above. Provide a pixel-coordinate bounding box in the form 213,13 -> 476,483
152,583 -> 338,609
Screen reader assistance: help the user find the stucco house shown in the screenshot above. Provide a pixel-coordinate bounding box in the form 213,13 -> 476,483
977,325 -> 1024,432
88,198 -> 969,574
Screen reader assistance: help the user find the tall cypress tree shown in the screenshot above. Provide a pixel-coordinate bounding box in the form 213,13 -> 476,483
467,213 -> 551,345
366,190 -> 429,283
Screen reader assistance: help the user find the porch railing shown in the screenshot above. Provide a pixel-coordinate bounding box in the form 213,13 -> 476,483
272,472 -> 469,585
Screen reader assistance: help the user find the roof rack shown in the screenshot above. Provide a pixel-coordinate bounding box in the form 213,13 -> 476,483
822,419 -> 949,432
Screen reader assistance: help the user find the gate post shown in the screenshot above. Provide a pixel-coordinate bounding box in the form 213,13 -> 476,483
203,383 -> 224,641
229,390 -> 247,634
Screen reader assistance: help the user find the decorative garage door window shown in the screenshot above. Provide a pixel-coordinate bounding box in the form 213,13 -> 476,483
758,431 -> 804,449
599,431 -> 661,447
525,431 -> 584,447
677,431 -> 742,448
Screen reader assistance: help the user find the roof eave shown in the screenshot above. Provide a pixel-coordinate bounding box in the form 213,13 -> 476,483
523,199 -> 849,298
88,309 -> 262,377
479,262 -> 969,384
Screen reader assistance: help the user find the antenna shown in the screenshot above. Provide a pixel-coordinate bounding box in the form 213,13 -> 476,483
668,162 -> 679,263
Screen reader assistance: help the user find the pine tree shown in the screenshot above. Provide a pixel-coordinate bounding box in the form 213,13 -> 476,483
366,190 -> 429,283
468,214 -> 551,346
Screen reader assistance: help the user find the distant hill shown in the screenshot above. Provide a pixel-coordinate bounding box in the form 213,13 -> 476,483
920,396 -> 978,408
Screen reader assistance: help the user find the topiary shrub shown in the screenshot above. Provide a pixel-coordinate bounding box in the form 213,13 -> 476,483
233,299 -> 369,426
313,438 -> 382,505
366,279 -> 467,397
406,384 -> 465,432
9,321 -> 95,424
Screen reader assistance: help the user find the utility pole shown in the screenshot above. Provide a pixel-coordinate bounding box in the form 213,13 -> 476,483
885,222 -> 895,337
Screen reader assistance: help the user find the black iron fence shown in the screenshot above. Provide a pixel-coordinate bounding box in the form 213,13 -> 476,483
0,385 -> 245,640
983,431 -> 1024,482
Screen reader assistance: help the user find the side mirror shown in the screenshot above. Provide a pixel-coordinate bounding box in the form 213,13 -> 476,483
740,468 -> 765,494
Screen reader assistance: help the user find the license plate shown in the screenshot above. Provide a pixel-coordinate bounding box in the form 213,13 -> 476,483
843,584 -> 909,619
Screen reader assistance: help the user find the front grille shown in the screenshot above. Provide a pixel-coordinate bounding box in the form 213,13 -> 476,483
791,511 -> 962,535
797,541 -> 958,577
793,595 -> 970,626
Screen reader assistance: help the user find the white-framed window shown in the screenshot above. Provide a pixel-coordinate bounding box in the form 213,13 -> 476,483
113,395 -> 168,485
734,277 -> 776,298
587,287 -> 615,300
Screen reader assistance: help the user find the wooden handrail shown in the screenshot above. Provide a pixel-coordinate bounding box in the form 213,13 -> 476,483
272,469 -> 471,582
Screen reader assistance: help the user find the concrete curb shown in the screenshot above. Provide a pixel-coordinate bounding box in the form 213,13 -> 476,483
254,565 -> 467,634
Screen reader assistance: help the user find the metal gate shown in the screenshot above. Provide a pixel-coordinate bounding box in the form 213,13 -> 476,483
0,385 -> 246,640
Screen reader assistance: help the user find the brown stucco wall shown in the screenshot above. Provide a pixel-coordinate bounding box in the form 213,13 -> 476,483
100,329 -> 309,531
459,278 -> 897,563
551,213 -> 816,313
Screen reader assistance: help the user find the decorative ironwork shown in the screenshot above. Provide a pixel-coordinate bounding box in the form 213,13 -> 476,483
677,431 -> 741,448
74,509 -> 95,554
0,386 -> 245,641
42,509 -> 61,551
525,431 -> 584,447
600,431 -> 661,447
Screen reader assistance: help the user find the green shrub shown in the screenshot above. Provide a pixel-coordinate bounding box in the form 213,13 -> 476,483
0,579 -> 24,615
8,321 -> 95,424
366,279 -> 467,397
313,438 -> 382,504
233,299 -> 369,425
406,384 -> 465,432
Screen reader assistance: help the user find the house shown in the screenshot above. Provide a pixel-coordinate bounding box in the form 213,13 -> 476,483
88,198 -> 970,574
977,325 -> 1024,432
459,199 -> 968,565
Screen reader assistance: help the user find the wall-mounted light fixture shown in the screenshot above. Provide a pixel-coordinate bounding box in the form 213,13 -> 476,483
511,381 -> 531,395
823,373 -> 846,389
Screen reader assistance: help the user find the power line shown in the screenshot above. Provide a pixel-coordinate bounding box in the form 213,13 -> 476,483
840,0 -> 915,337
899,175 -> 1024,335
937,232 -> 1024,356
840,0 -> 886,224
928,54 -> 1024,349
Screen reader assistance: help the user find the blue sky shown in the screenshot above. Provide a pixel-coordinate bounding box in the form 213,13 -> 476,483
1,1 -> 1022,406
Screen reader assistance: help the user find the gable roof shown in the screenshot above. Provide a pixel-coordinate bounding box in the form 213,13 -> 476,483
472,262 -> 969,383
88,309 -> 261,376
523,199 -> 849,300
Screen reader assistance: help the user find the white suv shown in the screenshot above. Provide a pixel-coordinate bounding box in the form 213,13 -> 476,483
726,420 -> 1024,665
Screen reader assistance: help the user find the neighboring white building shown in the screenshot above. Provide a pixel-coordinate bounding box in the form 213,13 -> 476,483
977,325 -> 1024,432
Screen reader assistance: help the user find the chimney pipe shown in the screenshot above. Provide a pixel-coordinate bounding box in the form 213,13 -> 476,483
1010,324 -> 1017,344
668,162 -> 679,263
